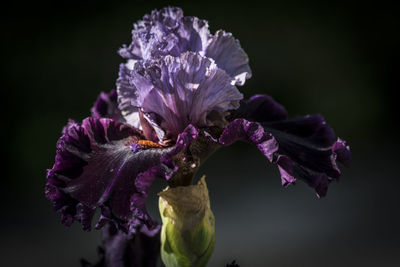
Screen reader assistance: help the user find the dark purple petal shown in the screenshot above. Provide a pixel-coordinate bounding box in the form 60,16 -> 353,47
223,95 -> 350,197
81,224 -> 161,267
118,52 -> 242,141
130,167 -> 164,229
91,90 -> 125,122
46,118 -> 199,232
263,116 -> 339,177
205,30 -> 252,86
262,116 -> 351,196
332,138 -> 351,166
220,119 -> 278,162
230,94 -> 287,122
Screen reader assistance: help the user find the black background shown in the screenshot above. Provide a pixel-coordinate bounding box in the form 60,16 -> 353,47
2,0 -> 399,266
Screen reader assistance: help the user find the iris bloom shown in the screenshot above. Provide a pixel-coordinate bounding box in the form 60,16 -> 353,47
46,7 -> 350,267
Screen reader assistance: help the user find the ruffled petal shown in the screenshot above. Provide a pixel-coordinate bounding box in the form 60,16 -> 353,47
222,95 -> 350,197
118,52 -> 242,140
119,7 -> 210,61
177,15 -> 210,54
91,90 -> 125,122
219,119 -> 278,162
230,94 -> 287,122
116,63 -> 142,129
332,137 -> 351,166
118,7 -> 251,86
119,7 -> 185,60
46,118 -> 199,232
205,30 -> 252,85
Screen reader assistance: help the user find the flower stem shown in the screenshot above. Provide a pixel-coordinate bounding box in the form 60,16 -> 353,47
158,176 -> 215,267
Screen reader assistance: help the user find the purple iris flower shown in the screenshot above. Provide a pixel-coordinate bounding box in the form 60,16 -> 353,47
46,7 -> 350,264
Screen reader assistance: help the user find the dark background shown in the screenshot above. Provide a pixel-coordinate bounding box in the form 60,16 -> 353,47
2,0 -> 399,266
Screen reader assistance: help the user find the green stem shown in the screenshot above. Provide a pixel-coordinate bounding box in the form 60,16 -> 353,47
158,176 -> 215,267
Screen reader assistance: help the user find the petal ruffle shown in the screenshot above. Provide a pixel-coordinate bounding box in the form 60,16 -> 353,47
46,118 -> 199,232
205,30 -> 252,86
118,7 -> 251,86
117,52 -> 243,141
219,119 -> 278,162
119,7 -> 209,62
221,95 -> 350,197
91,90 -> 125,122
116,64 -> 142,130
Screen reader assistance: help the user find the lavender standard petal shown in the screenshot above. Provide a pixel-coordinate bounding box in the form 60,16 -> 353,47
46,118 -> 199,232
118,52 -> 243,140
205,30 -> 252,86
119,7 -> 209,61
222,95 -> 350,197
118,7 -> 251,86
116,63 -> 142,129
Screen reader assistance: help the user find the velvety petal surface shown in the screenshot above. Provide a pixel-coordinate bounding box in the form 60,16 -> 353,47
46,117 -> 199,232
117,52 -> 243,141
91,89 -> 125,122
221,95 -> 350,197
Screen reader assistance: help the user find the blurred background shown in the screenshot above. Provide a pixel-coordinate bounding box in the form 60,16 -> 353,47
2,0 -> 399,266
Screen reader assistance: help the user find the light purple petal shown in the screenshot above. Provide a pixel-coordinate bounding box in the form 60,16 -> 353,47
118,7 -> 251,85
116,63 -> 142,129
118,52 -> 243,140
205,30 -> 252,85
119,7 -> 210,61
46,118 -> 199,232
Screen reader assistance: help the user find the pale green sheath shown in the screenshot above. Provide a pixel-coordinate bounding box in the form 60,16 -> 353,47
159,176 -> 215,267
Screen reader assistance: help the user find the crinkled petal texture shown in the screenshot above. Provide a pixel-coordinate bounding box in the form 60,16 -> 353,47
205,30 -> 251,86
221,95 -> 351,197
46,117 -> 199,232
117,52 -> 243,141
118,6 -> 251,86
